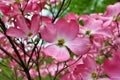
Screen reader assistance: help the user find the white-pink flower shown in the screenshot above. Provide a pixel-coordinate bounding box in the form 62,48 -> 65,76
6,14 -> 40,38
79,17 -> 112,37
41,18 -> 90,61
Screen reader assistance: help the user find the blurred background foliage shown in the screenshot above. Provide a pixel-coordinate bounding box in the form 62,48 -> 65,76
67,0 -> 119,15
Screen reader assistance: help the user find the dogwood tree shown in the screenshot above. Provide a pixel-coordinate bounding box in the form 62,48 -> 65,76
0,0 -> 120,80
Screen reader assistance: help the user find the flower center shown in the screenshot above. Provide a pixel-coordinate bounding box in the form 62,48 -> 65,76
27,32 -> 33,37
57,39 -> 65,47
85,30 -> 91,35
117,16 -> 120,21
91,72 -> 97,79
113,14 -> 117,20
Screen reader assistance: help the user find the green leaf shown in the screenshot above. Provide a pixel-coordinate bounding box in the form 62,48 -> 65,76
79,20 -> 84,26
0,11 -> 3,18
96,56 -> 106,64
15,0 -> 20,2
45,58 -> 54,64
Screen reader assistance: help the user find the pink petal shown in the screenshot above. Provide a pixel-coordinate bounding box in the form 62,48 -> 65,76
74,64 -> 86,75
16,15 -> 29,32
104,2 -> 120,17
66,37 -> 90,55
0,32 -> 4,38
41,16 -> 52,23
83,55 -> 97,71
43,45 -> 70,62
60,72 -> 77,80
29,69 -> 38,78
103,18 -> 113,27
96,28 -> 112,37
30,14 -> 40,35
6,27 -> 26,38
111,78 -> 120,80
0,4 -> 10,15
50,0 -> 59,4
103,53 -> 120,79
97,78 -> 111,80
84,18 -> 103,31
55,18 -> 79,41
65,13 -> 79,20
40,23 -> 57,43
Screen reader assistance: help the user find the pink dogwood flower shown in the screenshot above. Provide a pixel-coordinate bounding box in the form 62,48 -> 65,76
104,2 -> 120,18
101,2 -> 120,27
79,17 -> 112,37
29,69 -> 38,78
6,14 -> 40,38
0,3 -> 10,16
103,52 -> 120,80
41,18 -> 90,61
23,0 -> 46,14
74,55 -> 98,80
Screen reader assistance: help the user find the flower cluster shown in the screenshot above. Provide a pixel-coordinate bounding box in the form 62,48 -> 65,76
0,0 -> 120,80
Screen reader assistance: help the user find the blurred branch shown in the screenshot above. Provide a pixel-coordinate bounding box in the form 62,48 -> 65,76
52,0 -> 66,23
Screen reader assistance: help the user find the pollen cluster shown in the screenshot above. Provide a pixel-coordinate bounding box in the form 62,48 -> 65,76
57,39 -> 65,47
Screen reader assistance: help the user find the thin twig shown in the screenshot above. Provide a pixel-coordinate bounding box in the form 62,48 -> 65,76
52,0 -> 66,23
53,56 -> 82,80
